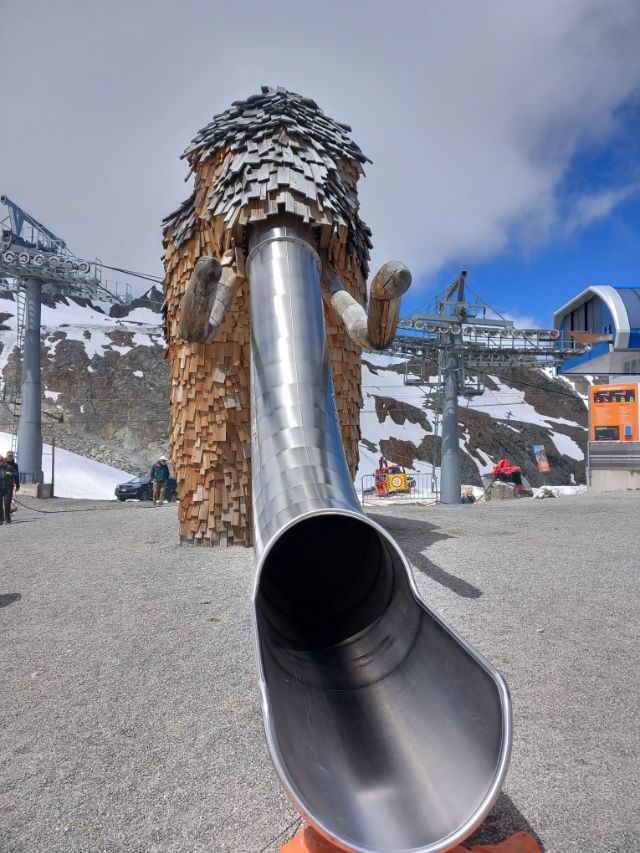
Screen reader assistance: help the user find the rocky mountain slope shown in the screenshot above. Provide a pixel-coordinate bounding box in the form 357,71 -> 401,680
356,353 -> 587,489
0,288 -> 587,484
0,287 -> 168,472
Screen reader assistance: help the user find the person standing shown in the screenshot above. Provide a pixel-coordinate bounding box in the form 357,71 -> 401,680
5,451 -> 19,491
0,456 -> 17,525
150,456 -> 170,506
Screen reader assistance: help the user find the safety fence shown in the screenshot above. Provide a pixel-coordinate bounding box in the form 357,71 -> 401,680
360,472 -> 439,504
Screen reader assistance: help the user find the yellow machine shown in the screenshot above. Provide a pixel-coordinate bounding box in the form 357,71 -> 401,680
374,457 -> 415,496
385,471 -> 410,493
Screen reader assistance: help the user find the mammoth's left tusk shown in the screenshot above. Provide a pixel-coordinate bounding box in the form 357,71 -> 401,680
324,261 -> 412,351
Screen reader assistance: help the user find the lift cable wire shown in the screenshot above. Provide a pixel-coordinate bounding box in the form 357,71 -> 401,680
11,496 -> 161,515
362,372 -> 583,400
489,371 -> 585,400
98,264 -> 164,284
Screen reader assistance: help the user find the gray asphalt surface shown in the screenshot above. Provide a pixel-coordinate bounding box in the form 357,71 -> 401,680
1,492 -> 638,852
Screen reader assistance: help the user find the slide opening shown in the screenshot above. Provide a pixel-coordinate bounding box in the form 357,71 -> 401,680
257,514 -> 396,651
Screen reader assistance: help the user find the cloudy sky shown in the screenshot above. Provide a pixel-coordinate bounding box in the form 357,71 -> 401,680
2,0 -> 639,324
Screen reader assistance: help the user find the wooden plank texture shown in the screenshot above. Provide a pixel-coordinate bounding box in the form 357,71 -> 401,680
163,89 -> 371,546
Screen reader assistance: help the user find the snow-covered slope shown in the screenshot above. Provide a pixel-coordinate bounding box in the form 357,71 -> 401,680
0,431 -> 132,500
0,291 -> 163,375
0,288 -> 588,489
0,287 -> 168,472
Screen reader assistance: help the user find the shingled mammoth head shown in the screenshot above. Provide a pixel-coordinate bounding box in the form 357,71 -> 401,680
164,85 -> 411,350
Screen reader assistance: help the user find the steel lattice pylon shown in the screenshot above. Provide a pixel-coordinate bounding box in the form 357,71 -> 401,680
0,196 -> 133,484
387,272 -> 589,503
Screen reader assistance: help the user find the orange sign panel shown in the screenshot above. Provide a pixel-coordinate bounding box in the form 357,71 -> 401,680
590,383 -> 639,441
533,444 -> 551,473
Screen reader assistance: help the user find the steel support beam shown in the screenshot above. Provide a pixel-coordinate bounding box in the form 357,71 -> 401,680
440,345 -> 461,504
17,278 -> 43,484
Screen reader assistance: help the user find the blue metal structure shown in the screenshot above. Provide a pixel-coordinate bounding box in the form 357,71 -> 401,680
0,195 -> 132,302
553,285 -> 640,375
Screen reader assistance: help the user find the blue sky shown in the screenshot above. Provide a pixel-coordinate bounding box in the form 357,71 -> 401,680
404,100 -> 640,328
408,190 -> 640,329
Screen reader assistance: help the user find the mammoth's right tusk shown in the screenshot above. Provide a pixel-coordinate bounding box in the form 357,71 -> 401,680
323,261 -> 412,351
367,261 -> 412,349
324,271 -> 373,351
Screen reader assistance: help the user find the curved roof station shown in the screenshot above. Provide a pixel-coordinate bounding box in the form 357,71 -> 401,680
553,285 -> 640,375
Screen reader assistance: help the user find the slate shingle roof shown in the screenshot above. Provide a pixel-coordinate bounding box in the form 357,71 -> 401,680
163,86 -> 372,275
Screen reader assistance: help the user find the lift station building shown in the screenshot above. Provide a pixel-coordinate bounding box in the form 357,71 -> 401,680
554,285 -> 640,491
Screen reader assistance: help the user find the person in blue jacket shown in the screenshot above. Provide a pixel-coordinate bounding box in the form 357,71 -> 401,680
150,456 -> 170,506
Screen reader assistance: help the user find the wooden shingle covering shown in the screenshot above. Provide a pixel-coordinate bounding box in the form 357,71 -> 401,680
163,87 -> 371,546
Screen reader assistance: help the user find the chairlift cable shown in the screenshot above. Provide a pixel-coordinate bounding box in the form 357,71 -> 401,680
97,264 -> 163,284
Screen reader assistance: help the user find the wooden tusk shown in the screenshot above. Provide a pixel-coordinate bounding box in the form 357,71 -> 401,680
178,257 -> 223,342
369,261 -> 412,300
323,263 -> 412,351
367,261 -> 412,349
323,270 -> 372,350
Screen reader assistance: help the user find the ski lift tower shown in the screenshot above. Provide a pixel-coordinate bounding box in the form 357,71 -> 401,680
0,195 -> 131,485
390,271 -> 588,503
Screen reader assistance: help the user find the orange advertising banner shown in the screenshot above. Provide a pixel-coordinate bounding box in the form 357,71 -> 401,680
533,444 -> 551,473
590,383 -> 639,441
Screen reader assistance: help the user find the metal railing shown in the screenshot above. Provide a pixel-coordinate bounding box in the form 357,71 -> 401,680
589,441 -> 640,471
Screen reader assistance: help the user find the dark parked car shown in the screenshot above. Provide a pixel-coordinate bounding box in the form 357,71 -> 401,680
115,474 -> 177,502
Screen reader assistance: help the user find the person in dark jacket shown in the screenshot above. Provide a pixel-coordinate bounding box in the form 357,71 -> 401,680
0,456 -> 17,524
5,451 -> 19,491
150,456 -> 170,506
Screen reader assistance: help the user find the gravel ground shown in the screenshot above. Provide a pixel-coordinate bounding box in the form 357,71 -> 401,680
1,492 -> 638,853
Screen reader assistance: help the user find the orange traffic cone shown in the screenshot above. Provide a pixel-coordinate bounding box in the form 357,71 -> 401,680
281,826 -> 542,853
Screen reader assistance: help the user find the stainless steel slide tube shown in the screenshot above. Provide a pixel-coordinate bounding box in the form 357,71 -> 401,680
247,218 -> 511,853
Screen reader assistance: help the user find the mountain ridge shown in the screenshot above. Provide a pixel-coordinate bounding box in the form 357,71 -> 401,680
0,289 -> 587,487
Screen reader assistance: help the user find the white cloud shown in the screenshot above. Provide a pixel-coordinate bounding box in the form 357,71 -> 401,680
1,0 -> 639,295
498,311 -> 543,331
565,184 -> 640,233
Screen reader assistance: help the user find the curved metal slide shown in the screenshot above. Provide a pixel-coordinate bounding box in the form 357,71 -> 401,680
247,220 -> 512,853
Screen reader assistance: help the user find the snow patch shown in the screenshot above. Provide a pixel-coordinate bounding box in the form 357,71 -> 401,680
549,431 -> 584,461
532,484 -> 587,498
469,376 -> 583,430
0,430 -> 133,500
121,307 -> 163,325
473,447 -> 495,474
363,353 -> 410,368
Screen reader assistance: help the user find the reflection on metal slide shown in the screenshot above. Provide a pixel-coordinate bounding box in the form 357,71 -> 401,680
247,219 -> 511,853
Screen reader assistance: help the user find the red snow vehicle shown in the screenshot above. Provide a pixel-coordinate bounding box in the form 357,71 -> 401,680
492,458 -> 524,491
